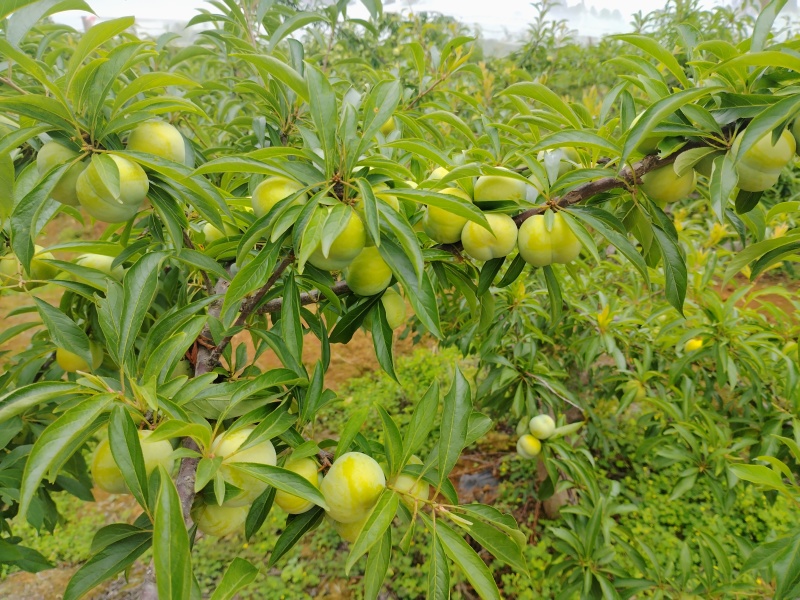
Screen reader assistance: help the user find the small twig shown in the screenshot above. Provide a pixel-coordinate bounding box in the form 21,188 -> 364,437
406,72 -> 449,110
256,279 -> 351,314
0,76 -> 27,95
183,231 -> 214,295
33,353 -> 56,382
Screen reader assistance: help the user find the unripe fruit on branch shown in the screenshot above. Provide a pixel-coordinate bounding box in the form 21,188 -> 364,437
379,117 -> 396,136
516,434 -> 541,459
529,414 -> 556,440
517,212 -> 582,267
684,338 -> 703,352
251,176 -> 307,218
0,245 -> 58,291
75,254 -> 125,280
732,129 -> 796,192
211,428 -> 277,506
202,222 -> 238,244
428,167 -> 449,180
330,515 -> 368,543
320,452 -> 385,523
473,170 -> 527,207
364,287 -> 407,330
126,121 -> 186,164
91,430 -> 174,494
623,380 -> 646,402
56,341 -> 103,373
388,456 -> 429,507
76,155 -> 148,223
422,187 -> 473,244
307,206 -> 367,271
461,213 -> 518,261
192,503 -> 249,537
37,141 -> 86,206
275,458 -> 321,515
640,163 -> 696,206
344,246 -> 393,296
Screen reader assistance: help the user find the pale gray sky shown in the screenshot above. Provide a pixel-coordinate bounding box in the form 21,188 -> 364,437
54,0 -> 731,38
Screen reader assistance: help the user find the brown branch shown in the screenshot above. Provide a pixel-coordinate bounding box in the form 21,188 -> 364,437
256,279 -> 351,315
0,76 -> 27,95
406,72 -> 449,110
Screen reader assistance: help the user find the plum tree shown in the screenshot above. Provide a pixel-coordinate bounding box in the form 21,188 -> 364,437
640,163 -> 697,206
126,121 -> 186,164
344,246 -> 393,295
0,245 -> 58,291
517,211 -> 582,267
461,213 -> 518,261
56,341 -> 103,373
36,141 -> 86,206
91,430 -> 174,494
192,503 -> 249,538
320,452 -> 385,523
307,206 -> 366,270
422,187 -> 473,243
251,176 -> 307,218
516,434 -> 542,459
76,155 -> 149,222
732,129 -> 796,192
529,414 -> 556,440
212,428 -> 277,506
274,458 -> 321,514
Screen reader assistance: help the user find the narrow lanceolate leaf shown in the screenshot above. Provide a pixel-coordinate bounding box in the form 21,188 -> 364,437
436,368 -> 471,488
19,393 -> 114,520
63,529 -> 152,600
455,518 -> 529,575
0,381 -> 86,422
434,520 -> 501,600
268,506 -> 325,567
612,34 -> 691,89
336,405 -> 371,460
228,464 -> 328,510
306,65 -> 338,177
371,301 -> 398,383
222,241 -> 281,328
652,226 -> 687,314
119,252 -> 167,365
108,406 -> 149,509
376,405 -> 403,476
345,490 -> 399,574
232,54 -> 309,102
428,533 -> 450,600
153,469 -> 192,600
33,298 -> 92,369
245,487 -> 276,541
208,557 -> 259,600
281,272 -> 303,365
709,153 -> 738,222
732,95 -> 800,165
363,528 -> 392,600
401,382 -> 439,466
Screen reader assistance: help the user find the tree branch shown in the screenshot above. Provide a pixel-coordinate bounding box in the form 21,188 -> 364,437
256,279 -> 351,315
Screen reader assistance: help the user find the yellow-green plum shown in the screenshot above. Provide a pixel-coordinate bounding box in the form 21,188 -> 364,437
37,141 -> 86,206
461,213 -> 518,261
381,288 -> 406,330
126,121 -> 185,164
473,170 -> 527,206
623,380 -> 646,402
251,176 -> 306,218
330,514 -> 368,543
640,163 -> 696,206
76,155 -> 149,223
91,430 -> 174,494
307,207 -> 366,271
695,151 -> 724,178
516,434 -> 541,459
684,338 -> 703,353
428,167 -> 449,180
202,222 -> 238,243
388,456 -> 429,507
379,117 -> 396,136
422,187 -> 473,244
732,129 -> 796,192
76,254 -> 125,280
320,452 -> 385,523
274,458 -> 321,515
56,341 -> 104,373
517,212 -> 582,267
793,120 -> 800,156
529,414 -> 556,440
0,245 -> 58,291
211,428 -> 277,506
344,246 -> 392,296
192,503 -> 249,537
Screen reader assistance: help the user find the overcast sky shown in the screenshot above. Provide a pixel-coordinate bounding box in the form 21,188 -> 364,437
52,0 -> 732,38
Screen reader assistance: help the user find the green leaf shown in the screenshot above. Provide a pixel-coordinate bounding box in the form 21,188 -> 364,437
233,54 -> 309,102
370,300 -> 398,382
268,506 -> 324,566
652,226 -> 687,314
66,17 -> 135,86
108,406 -> 149,509
19,393 -> 114,520
222,241 -> 281,328
708,153 -> 738,222
245,487 -> 276,541
501,82 -> 582,129
391,188 -> 489,229
33,298 -> 92,368
363,527 -> 392,600
63,529 -> 151,600
281,272 -> 303,365
306,65 -> 338,177
458,518 -> 529,575
401,382 -> 439,466
0,381 -> 86,422
336,405 -> 371,460
228,464 -> 328,510
730,463 -> 787,491
436,368 -> 471,488
345,490 -> 399,574
153,469 -> 193,600
427,534 -> 450,600
119,252 -> 168,366
753,1 -> 790,53
376,405 -> 403,476
613,34 -> 691,88
209,557 -> 259,600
